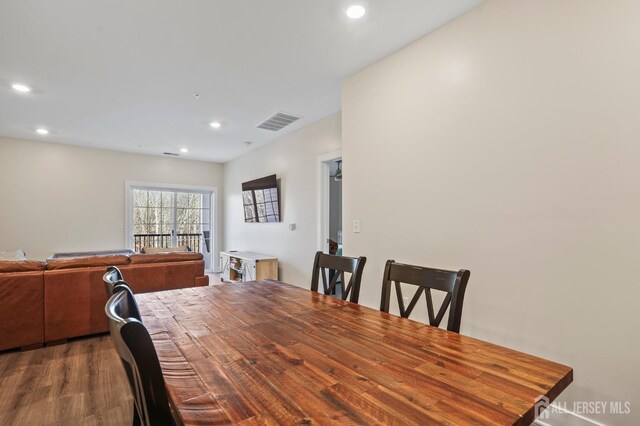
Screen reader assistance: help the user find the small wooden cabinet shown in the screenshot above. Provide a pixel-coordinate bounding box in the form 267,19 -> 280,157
219,251 -> 278,283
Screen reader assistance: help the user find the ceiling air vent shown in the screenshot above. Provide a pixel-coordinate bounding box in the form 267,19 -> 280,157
257,112 -> 302,131
163,152 -> 179,156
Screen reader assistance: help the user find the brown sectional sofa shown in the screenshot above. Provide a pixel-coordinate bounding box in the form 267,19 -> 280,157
0,252 -> 209,351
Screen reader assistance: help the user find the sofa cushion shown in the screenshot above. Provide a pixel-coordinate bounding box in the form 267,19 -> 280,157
166,261 -> 201,289
46,254 -> 130,270
119,264 -> 166,293
48,249 -> 134,260
0,249 -> 27,261
0,260 -> 46,273
129,252 -> 203,264
141,245 -> 189,254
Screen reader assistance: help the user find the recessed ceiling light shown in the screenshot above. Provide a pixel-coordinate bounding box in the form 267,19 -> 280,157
346,5 -> 366,19
180,148 -> 188,153
36,128 -> 49,135
12,83 -> 31,93
209,121 -> 221,129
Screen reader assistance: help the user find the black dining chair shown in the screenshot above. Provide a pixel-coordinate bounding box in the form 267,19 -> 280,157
103,265 -> 126,296
311,251 -> 366,303
105,286 -> 174,426
379,260 -> 470,333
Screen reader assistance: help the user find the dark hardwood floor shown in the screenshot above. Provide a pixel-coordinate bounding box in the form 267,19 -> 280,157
0,335 -> 132,426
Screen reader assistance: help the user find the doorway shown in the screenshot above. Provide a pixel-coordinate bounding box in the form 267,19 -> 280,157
125,182 -> 218,271
317,151 -> 342,255
328,159 -> 343,255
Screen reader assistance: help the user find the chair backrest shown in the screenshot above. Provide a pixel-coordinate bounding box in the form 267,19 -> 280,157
103,265 -> 125,296
113,282 -> 142,322
311,251 -> 367,303
380,260 -> 470,333
203,230 -> 211,253
105,287 -> 174,426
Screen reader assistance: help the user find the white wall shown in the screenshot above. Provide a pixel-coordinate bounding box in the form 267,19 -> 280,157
223,113 -> 341,285
342,0 -> 640,425
0,137 -> 223,261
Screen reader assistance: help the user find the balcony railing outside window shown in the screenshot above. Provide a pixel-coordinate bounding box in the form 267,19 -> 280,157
134,233 -> 202,253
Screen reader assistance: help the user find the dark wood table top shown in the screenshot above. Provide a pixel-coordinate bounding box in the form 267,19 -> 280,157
136,280 -> 572,425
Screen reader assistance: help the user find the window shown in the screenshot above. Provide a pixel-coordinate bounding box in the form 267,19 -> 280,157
131,188 -> 211,253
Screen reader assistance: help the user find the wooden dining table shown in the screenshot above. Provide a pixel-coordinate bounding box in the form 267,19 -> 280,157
136,280 -> 572,425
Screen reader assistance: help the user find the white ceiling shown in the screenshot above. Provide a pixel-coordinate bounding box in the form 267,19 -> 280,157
0,0 -> 484,163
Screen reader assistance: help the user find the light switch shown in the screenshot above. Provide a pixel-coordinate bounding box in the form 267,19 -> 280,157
353,219 -> 361,233
289,223 -> 296,231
